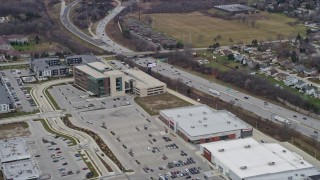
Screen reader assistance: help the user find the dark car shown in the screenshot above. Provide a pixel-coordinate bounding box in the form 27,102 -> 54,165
244,96 -> 249,99
62,162 -> 68,165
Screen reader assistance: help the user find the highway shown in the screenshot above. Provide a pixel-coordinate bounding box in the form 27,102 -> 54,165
132,58 -> 320,140
60,0 -> 320,140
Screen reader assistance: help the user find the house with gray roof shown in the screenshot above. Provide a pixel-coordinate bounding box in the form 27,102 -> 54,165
284,76 -> 298,86
30,58 -> 69,81
294,64 -> 307,74
304,68 -> 318,76
294,80 -> 306,89
303,86 -> 318,96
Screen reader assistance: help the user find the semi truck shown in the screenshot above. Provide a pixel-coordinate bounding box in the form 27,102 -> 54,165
209,88 -> 220,96
273,115 -> 291,125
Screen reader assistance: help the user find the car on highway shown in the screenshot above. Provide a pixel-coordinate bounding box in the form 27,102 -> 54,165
244,96 -> 249,99
62,162 -> 68,165
303,117 -> 307,120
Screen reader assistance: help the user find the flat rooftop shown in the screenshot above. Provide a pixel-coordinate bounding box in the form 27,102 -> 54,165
201,138 -> 320,179
123,69 -> 166,89
3,159 -> 40,180
160,105 -> 251,138
0,138 -> 31,163
214,4 -> 255,12
104,69 -> 123,76
75,64 -> 106,79
0,83 -> 13,105
65,54 -> 98,63
87,62 -> 113,72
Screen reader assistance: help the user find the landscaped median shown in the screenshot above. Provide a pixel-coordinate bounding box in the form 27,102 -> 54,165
44,87 -> 61,110
61,115 -> 131,172
33,118 -> 78,146
80,150 -> 100,178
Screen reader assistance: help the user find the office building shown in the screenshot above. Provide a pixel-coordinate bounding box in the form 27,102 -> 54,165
30,58 -> 69,80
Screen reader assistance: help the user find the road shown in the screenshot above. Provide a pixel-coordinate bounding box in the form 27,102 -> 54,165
60,0 -> 320,140
128,58 -> 320,140
0,61 -> 29,67
95,0 -> 133,53
60,0 -> 134,53
30,79 -> 118,177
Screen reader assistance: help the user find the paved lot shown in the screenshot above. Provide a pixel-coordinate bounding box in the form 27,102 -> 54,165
27,119 -> 89,180
50,84 -> 214,180
0,69 -> 37,112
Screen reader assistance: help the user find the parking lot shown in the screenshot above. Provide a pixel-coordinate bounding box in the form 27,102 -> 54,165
49,84 -> 215,180
26,119 -> 90,179
0,69 -> 37,112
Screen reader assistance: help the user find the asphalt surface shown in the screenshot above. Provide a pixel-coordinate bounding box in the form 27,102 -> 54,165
130,57 -> 320,140
49,84 -> 217,180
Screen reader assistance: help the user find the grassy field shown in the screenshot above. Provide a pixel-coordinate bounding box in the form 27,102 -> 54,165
12,41 -> 61,52
134,93 -> 192,115
147,11 -> 306,47
0,110 -> 39,119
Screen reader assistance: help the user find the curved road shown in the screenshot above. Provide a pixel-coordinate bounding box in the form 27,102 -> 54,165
31,79 -> 121,177
60,0 -> 320,141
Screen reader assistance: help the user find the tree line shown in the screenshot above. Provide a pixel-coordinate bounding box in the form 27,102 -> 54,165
0,0 -> 104,54
153,51 -> 319,114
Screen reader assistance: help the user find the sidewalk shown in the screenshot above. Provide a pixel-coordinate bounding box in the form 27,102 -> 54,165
167,89 -> 201,105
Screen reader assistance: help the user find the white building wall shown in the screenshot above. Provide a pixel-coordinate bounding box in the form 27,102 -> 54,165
0,104 -> 9,113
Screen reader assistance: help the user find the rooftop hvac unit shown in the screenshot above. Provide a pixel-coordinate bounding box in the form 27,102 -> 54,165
283,150 -> 286,153
203,111 -> 206,114
218,149 -> 225,152
191,126 -> 195,128
203,117 -> 207,120
300,161 -> 304,164
189,113 -> 192,116
204,124 -> 208,127
198,120 -> 202,123
240,166 -> 247,170
227,121 -> 231,124
268,162 -> 275,165
244,145 -> 251,148
177,115 -> 180,118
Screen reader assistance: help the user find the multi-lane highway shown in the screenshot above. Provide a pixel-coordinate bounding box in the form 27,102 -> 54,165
131,57 -> 320,139
60,0 -> 133,53
60,0 -> 320,140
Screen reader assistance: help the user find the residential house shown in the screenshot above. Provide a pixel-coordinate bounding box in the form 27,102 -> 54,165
219,49 -> 233,56
281,61 -> 295,70
294,80 -> 306,89
304,68 -> 318,76
266,68 -> 278,76
0,37 -> 12,51
30,57 -> 69,81
0,82 -> 14,114
234,54 -> 245,62
303,86 -> 318,96
275,73 -> 288,81
284,76 -> 299,86
3,35 -> 28,44
294,64 -> 307,74
259,64 -> 270,73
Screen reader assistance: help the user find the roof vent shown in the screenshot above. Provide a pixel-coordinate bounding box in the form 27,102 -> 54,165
204,124 -> 207,127
268,162 -> 275,166
240,166 -> 247,170
177,115 -> 180,118
198,120 -> 202,123
283,150 -> 286,153
300,161 -> 304,164
227,121 -> 231,124
191,126 -> 195,128
203,111 -> 206,114
203,117 -> 207,120
189,113 -> 192,116
218,149 -> 225,152
244,145 -> 251,148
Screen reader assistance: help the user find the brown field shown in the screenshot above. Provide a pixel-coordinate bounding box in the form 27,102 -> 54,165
134,93 -> 192,115
143,11 -> 306,47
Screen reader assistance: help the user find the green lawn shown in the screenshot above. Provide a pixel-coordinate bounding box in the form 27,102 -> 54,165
259,74 -> 320,110
12,41 -> 61,52
147,11 -> 305,47
35,118 -> 78,146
